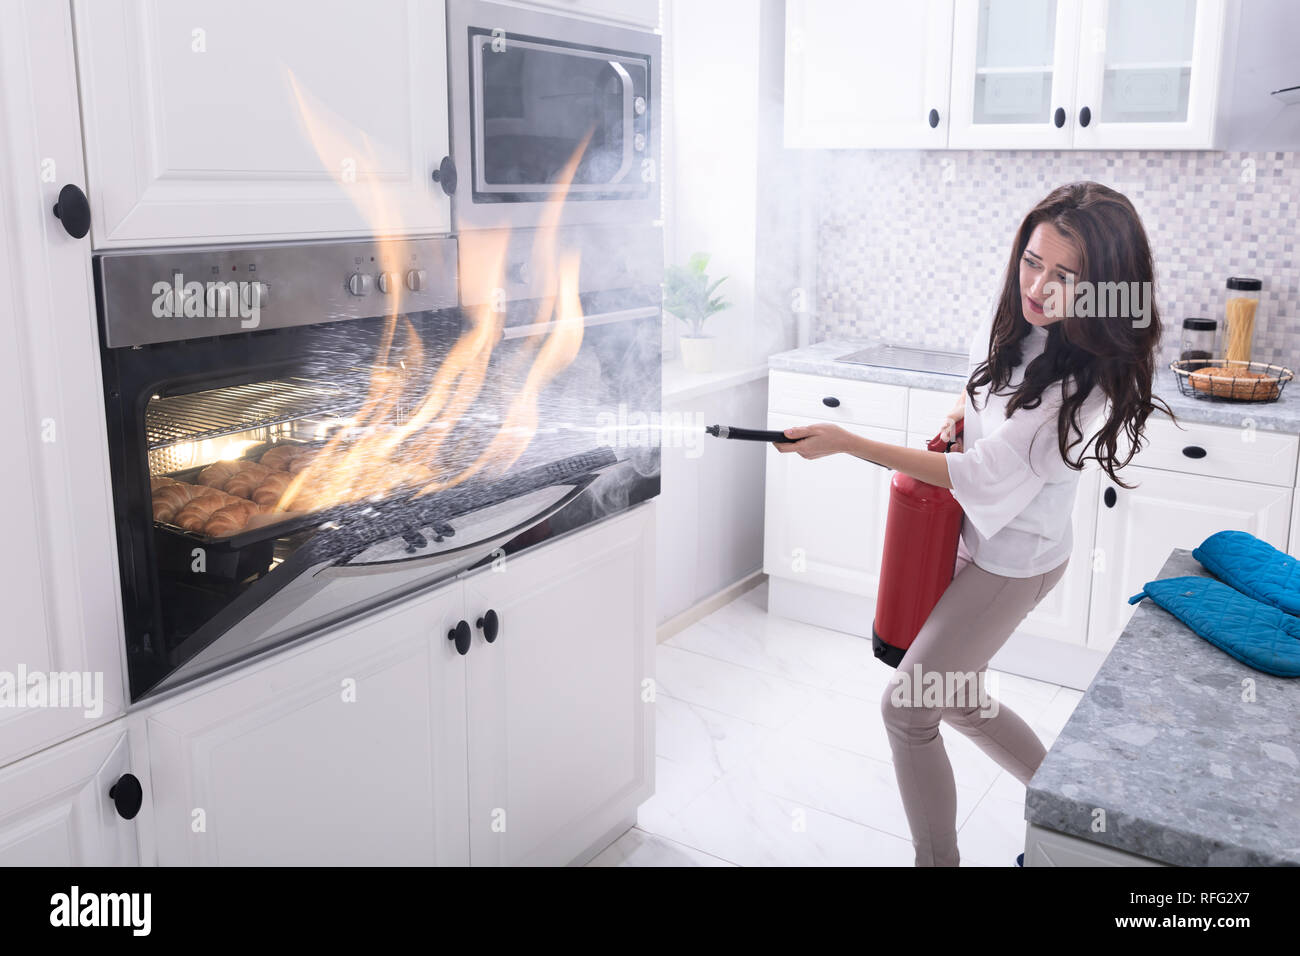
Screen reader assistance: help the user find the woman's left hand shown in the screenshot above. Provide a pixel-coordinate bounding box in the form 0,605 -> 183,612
773,423 -> 852,459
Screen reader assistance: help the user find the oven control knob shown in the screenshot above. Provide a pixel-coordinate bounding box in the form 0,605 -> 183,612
206,283 -> 233,314
377,272 -> 397,294
633,95 -> 646,116
242,280 -> 269,310
347,272 -> 372,296
406,268 -> 428,292
634,132 -> 646,152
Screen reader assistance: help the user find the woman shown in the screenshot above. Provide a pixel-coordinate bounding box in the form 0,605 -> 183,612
775,181 -> 1175,866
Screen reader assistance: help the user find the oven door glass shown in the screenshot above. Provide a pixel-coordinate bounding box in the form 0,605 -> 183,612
471,31 -> 652,200
105,304 -> 660,701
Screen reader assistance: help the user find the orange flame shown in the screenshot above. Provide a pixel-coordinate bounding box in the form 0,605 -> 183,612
273,71 -> 593,516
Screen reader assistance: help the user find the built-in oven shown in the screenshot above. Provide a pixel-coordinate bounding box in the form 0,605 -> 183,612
96,225 -> 661,702
447,0 -> 660,230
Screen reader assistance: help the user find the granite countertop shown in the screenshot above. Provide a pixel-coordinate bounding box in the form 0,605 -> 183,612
1024,547 -> 1300,866
769,338 -> 1300,432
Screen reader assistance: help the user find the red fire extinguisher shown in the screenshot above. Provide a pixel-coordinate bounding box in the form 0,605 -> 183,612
872,419 -> 965,667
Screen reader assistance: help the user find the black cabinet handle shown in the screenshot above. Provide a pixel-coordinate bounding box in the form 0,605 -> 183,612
476,608 -> 499,643
109,773 -> 143,820
1053,107 -> 1066,128
928,108 -> 940,129
52,183 -> 91,239
1181,445 -> 1207,459
1078,105 -> 1092,128
1103,486 -> 1117,508
822,396 -> 840,408
448,620 -> 471,655
431,156 -> 457,196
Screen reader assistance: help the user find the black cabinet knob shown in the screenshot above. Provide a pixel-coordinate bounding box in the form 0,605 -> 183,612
927,108 -> 940,129
1181,445 -> 1207,459
1103,486 -> 1117,508
476,608 -> 499,643
1053,107 -> 1066,128
822,396 -> 840,408
52,184 -> 91,239
109,773 -> 143,820
431,156 -> 457,196
448,619 -> 471,655
1078,105 -> 1092,128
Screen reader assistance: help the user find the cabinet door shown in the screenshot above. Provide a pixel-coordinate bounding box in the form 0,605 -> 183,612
0,721 -> 143,866
463,504 -> 655,867
949,0 -> 1082,148
0,0 -> 126,769
1073,0 -> 1230,149
1088,466 -> 1291,654
785,0 -> 954,148
144,584 -> 468,865
764,412 -> 898,596
72,0 -> 450,247
1016,465 -> 1100,647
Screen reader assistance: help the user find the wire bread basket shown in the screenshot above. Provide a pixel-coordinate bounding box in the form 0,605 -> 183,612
1170,358 -> 1293,403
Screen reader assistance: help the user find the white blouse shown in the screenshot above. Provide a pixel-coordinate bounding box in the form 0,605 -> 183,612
944,313 -> 1109,578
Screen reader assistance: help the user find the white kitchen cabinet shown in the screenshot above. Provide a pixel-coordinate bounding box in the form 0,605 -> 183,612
519,0 -> 660,28
139,502 -> 654,866
0,720 -> 144,866
72,0 -> 451,247
784,0 -> 954,148
790,0 -> 1236,149
145,581 -> 470,866
1073,0 -> 1234,149
0,0 -> 126,769
1086,465 -> 1292,654
764,412 -> 898,596
463,503 -> 655,866
949,0 -> 1082,149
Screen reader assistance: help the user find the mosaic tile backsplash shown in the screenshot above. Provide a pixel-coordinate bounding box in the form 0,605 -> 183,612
813,150 -> 1300,373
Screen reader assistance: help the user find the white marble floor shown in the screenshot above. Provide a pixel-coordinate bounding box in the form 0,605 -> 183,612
586,580 -> 1083,867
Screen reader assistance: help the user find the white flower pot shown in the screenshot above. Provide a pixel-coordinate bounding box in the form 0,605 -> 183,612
679,335 -> 715,373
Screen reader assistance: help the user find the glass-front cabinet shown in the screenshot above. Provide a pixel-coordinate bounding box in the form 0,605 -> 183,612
949,0 -> 1082,148
1073,0 -> 1230,149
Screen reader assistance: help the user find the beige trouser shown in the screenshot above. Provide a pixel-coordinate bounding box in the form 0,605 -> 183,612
879,547 -> 1070,866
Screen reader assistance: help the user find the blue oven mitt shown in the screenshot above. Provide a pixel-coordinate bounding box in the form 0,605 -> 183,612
1128,576 -> 1300,677
1192,529 -> 1300,616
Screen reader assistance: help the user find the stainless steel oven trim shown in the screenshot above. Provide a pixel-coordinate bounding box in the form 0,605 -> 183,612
501,304 -> 658,340
470,35 -> 644,195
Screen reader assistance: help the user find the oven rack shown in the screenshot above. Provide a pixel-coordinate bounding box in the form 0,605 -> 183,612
146,377 -> 367,451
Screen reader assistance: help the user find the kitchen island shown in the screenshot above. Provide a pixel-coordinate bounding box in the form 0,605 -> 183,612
1024,546 -> 1300,867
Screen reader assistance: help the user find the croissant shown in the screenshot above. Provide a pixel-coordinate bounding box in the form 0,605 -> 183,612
152,481 -> 202,522
204,499 -> 265,538
197,460 -> 242,490
252,470 -> 295,507
150,476 -> 178,491
223,462 -> 273,499
259,444 -> 301,471
287,452 -> 319,475
174,491 -> 241,532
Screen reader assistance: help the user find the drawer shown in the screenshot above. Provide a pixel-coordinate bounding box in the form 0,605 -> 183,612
907,386 -> 964,438
768,370 -> 906,430
1127,413 -> 1298,487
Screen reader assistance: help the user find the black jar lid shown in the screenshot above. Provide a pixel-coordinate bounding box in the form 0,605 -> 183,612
1226,276 -> 1262,291
1183,317 -> 1217,330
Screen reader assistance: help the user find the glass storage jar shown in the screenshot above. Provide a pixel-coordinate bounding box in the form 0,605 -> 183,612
1224,277 -> 1262,363
1179,317 -> 1217,367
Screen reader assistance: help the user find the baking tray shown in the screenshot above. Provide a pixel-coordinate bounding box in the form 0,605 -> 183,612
151,443 -> 620,553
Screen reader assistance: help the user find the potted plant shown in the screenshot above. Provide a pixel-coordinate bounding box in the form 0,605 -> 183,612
663,252 -> 730,373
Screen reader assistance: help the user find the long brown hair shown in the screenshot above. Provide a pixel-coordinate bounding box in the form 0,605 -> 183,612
967,181 -> 1175,489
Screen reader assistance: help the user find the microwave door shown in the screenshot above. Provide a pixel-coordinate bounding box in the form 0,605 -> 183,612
472,35 -> 648,196
142,471 -> 604,699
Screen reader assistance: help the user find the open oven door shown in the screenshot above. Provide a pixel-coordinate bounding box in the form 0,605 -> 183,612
143,462 -> 614,699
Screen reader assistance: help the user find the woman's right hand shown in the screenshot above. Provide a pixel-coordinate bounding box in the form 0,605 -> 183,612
938,391 -> 966,450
